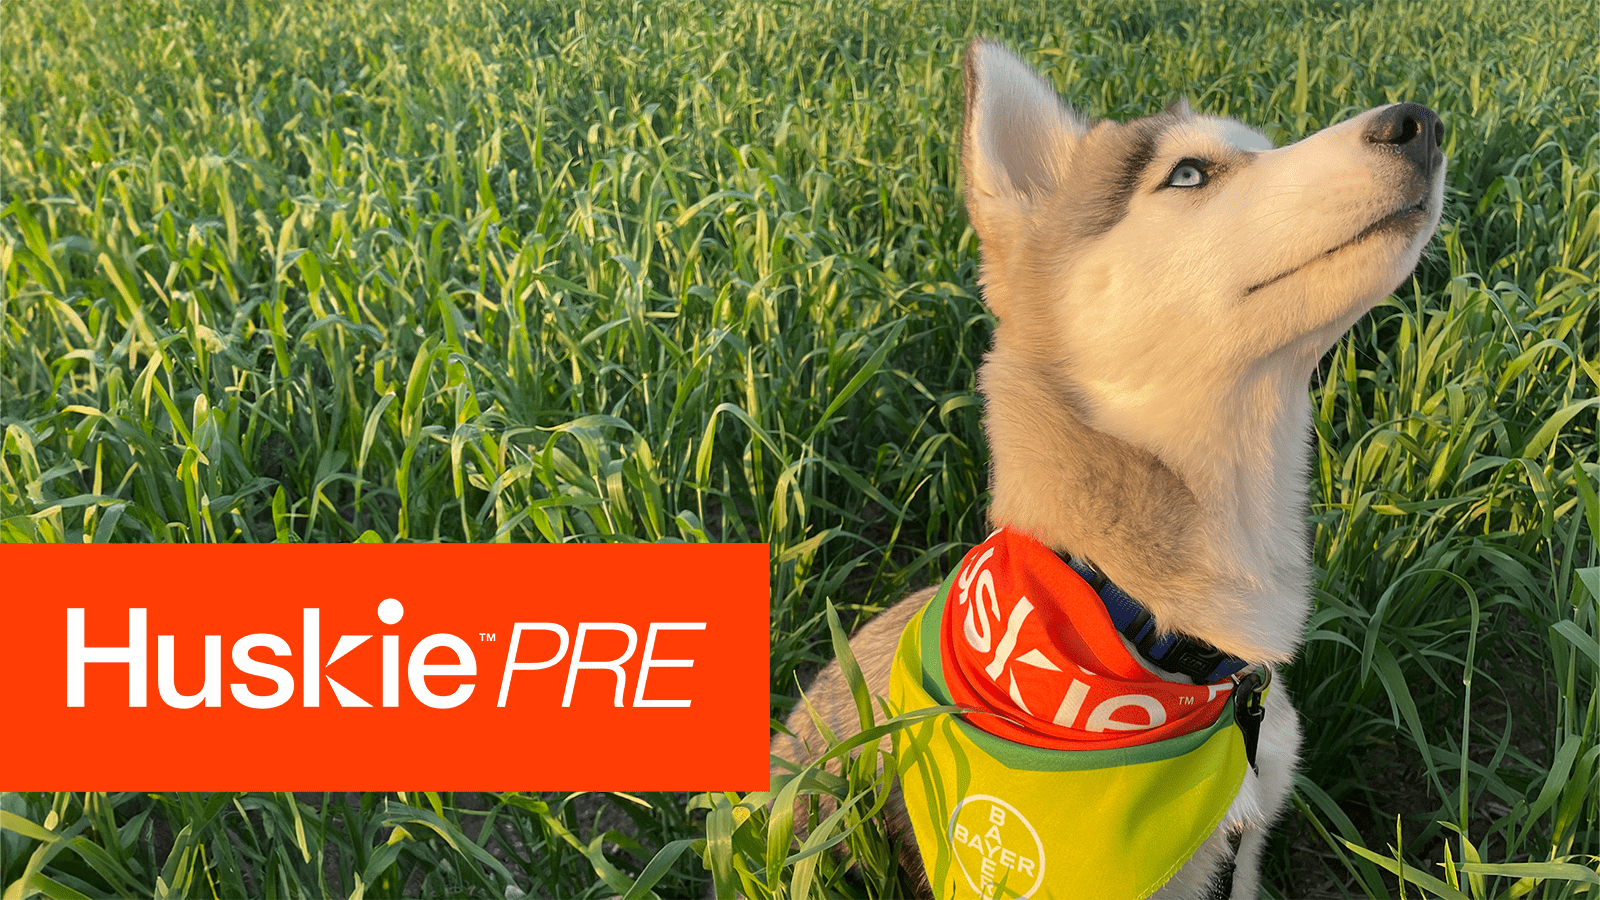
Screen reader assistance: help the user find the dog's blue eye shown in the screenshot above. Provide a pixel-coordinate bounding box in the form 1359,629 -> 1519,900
1167,162 -> 1208,188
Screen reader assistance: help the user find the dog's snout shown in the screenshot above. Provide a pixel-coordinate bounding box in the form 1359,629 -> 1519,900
1364,103 -> 1443,173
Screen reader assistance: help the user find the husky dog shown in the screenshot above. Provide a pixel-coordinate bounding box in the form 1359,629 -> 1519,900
771,40 -> 1444,900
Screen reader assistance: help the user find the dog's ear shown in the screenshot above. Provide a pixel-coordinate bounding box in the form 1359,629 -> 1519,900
963,40 -> 1089,319
1164,97 -> 1193,117
963,40 -> 1086,199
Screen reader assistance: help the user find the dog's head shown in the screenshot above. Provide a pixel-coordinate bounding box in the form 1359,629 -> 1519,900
963,39 -> 1445,453
962,41 -> 1446,657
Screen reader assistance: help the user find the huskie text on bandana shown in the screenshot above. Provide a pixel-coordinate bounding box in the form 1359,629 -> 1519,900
941,528 -> 1234,749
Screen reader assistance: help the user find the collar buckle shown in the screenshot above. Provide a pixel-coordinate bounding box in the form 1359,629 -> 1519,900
1158,639 -> 1233,684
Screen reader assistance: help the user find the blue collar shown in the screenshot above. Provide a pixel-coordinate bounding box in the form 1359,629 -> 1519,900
1062,555 -> 1251,685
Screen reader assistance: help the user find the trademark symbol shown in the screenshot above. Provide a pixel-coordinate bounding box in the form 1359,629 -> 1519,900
479,633 -> 496,642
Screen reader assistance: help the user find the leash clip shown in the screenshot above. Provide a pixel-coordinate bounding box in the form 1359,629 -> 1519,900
1232,667 -> 1270,775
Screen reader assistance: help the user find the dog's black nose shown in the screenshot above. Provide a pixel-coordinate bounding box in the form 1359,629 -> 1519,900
1364,103 -> 1443,173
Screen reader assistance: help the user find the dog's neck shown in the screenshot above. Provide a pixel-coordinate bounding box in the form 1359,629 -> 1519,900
979,345 -> 1318,664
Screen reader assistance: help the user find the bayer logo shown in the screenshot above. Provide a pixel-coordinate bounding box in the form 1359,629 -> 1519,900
945,794 -> 1045,899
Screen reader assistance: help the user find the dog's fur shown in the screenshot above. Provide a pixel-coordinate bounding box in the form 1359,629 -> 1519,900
772,40 -> 1444,899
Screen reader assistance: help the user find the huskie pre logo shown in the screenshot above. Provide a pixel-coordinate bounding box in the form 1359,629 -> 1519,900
5,543 -> 769,790
66,599 -> 705,711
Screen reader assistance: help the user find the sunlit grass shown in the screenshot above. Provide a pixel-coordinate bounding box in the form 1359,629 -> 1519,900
1,0 -> 1594,897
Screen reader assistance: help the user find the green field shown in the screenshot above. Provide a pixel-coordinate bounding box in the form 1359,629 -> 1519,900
2,0 -> 1595,897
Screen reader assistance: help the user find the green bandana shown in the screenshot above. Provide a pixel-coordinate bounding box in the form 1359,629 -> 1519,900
888,572 -> 1251,900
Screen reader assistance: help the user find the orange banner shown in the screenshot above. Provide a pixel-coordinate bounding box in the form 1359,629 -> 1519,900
1,543 -> 770,790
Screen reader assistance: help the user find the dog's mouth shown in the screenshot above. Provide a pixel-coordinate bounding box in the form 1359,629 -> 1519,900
1243,202 -> 1431,296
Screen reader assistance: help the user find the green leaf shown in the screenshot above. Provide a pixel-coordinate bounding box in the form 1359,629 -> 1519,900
1342,840 -> 1471,900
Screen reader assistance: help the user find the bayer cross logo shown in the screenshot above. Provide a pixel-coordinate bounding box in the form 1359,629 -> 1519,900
946,795 -> 1045,898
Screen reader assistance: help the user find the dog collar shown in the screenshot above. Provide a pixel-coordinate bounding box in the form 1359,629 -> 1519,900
1061,555 -> 1252,685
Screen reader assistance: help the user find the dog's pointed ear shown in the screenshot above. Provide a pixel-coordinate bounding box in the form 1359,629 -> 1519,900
1164,97 -> 1193,117
963,40 -> 1086,200
963,40 -> 1089,319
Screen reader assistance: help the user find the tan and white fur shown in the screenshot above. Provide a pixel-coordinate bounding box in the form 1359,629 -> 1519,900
772,40 -> 1445,899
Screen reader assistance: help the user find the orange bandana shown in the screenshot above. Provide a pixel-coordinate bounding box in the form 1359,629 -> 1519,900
940,528 -> 1235,751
